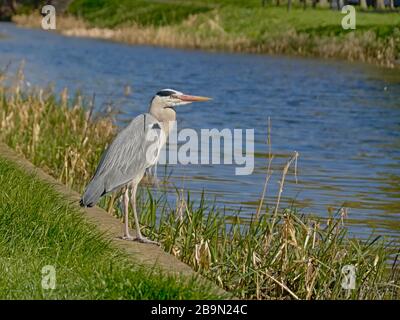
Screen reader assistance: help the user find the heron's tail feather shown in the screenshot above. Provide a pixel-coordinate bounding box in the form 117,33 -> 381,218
80,176 -> 106,208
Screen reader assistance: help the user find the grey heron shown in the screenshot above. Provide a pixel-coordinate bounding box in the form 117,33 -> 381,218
80,89 -> 211,244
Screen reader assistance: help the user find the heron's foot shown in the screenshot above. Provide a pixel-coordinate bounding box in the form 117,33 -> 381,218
121,234 -> 134,241
135,235 -> 160,246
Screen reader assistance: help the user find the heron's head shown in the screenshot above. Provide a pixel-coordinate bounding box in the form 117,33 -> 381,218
149,89 -> 211,122
151,89 -> 211,108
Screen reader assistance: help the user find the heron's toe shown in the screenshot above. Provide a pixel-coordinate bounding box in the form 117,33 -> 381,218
121,235 -> 134,241
135,236 -> 160,246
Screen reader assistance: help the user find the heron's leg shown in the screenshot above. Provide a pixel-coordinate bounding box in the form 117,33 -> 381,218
107,192 -> 116,214
121,187 -> 134,240
152,163 -> 161,190
130,183 -> 159,245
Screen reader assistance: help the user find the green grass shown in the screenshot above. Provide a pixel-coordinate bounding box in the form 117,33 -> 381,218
1,71 -> 399,299
69,0 -> 213,28
64,0 -> 400,67
69,0 -> 400,33
0,157 -> 221,299
215,6 -> 400,38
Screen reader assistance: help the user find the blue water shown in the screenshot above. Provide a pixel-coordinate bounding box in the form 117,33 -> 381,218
1,22 -> 400,239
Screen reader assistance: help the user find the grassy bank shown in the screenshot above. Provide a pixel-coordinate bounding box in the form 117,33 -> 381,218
0,70 -> 399,299
12,0 -> 400,68
0,156 -> 219,299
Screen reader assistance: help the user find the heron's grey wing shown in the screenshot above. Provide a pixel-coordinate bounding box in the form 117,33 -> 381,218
93,114 -> 162,193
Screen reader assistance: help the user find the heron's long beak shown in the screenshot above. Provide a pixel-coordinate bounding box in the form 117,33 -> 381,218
177,94 -> 212,102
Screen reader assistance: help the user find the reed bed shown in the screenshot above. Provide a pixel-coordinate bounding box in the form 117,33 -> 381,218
0,64 -> 116,191
0,70 -> 399,299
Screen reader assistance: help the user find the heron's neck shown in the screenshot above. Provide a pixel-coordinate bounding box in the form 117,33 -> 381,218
149,102 -> 176,135
150,107 -> 176,123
